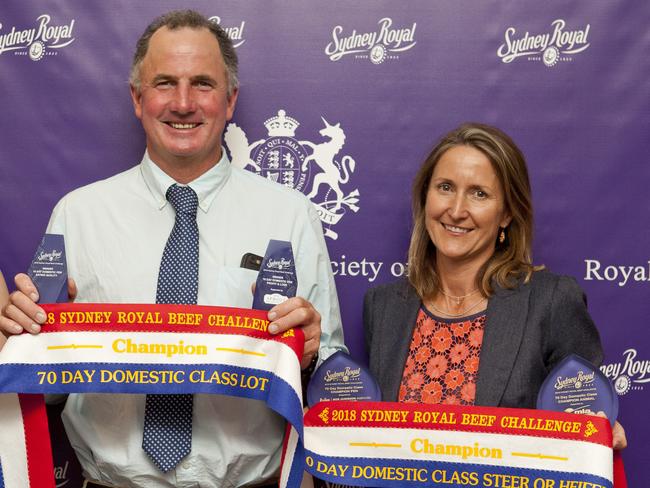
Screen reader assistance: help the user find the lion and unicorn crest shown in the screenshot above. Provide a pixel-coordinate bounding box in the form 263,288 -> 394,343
225,110 -> 360,239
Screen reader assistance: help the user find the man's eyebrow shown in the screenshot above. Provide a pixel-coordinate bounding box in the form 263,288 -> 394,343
191,74 -> 217,84
150,74 -> 176,83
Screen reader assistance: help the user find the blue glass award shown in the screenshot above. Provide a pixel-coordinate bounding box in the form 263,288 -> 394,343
252,240 -> 297,311
27,234 -> 68,303
307,351 -> 382,407
537,354 -> 618,426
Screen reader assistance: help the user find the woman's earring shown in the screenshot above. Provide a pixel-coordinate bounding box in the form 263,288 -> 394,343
499,228 -> 506,244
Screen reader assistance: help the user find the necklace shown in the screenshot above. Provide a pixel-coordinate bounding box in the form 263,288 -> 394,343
439,287 -> 480,305
428,295 -> 487,318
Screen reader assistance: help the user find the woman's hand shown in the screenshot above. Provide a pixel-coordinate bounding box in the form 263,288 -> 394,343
611,420 -> 627,450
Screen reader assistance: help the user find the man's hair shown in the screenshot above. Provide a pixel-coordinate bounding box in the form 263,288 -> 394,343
129,10 -> 239,97
408,122 -> 541,300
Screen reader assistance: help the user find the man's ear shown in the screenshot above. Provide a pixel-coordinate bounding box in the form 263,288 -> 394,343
129,83 -> 143,120
226,86 -> 239,122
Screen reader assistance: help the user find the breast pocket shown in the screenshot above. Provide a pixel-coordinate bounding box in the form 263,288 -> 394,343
212,266 -> 258,309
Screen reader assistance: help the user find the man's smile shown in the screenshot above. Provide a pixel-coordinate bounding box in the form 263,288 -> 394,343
165,122 -> 201,130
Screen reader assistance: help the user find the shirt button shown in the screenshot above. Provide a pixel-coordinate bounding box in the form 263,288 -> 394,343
182,461 -> 191,470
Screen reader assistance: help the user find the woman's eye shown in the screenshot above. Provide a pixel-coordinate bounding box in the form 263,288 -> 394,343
438,183 -> 452,192
473,189 -> 488,199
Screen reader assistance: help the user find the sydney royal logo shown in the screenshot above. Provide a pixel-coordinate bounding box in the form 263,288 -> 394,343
0,14 -> 75,61
54,460 -> 70,487
324,366 -> 361,383
600,348 -> 649,396
497,19 -> 590,67
224,110 -> 360,240
37,250 -> 62,262
325,17 -> 416,64
554,371 -> 594,391
267,258 -> 293,271
209,16 -> 245,48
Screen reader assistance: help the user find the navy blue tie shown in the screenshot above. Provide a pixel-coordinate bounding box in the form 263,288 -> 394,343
143,184 -> 199,472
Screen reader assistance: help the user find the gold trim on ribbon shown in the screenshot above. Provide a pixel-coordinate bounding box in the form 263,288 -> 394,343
216,347 -> 266,357
511,452 -> 568,461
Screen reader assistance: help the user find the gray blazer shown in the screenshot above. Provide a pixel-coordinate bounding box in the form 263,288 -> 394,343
363,270 -> 603,408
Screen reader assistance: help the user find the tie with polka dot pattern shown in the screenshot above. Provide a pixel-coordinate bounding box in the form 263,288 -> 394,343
142,184 -> 198,472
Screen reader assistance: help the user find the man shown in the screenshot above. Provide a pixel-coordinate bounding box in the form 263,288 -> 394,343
0,10 -> 345,487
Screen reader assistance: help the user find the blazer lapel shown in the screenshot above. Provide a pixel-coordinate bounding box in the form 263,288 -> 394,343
474,282 -> 531,406
379,283 -> 421,402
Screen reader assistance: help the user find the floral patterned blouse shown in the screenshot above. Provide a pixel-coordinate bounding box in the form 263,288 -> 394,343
398,307 -> 486,405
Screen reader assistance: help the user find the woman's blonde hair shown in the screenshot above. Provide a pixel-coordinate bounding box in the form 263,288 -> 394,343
408,123 -> 540,300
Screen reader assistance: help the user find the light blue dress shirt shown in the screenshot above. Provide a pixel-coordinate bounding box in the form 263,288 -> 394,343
47,151 -> 346,487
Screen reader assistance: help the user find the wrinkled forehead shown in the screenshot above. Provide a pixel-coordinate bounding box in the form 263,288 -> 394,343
142,26 -> 223,72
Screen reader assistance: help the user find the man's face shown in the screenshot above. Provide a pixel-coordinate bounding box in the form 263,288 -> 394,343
130,26 -> 238,176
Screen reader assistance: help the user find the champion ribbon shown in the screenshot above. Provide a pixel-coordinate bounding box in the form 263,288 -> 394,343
0,303 -> 305,488
303,401 -> 613,487
0,304 -> 618,488
0,394 -> 55,488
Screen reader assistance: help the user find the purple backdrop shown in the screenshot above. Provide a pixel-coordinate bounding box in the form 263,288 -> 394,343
1,1 -> 648,485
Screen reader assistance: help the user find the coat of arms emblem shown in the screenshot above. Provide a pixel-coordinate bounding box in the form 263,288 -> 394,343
225,110 -> 360,239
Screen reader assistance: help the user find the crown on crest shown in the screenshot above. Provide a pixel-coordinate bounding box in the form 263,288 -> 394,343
264,110 -> 299,137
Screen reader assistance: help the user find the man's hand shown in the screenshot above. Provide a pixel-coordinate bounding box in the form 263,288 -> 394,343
266,296 -> 321,369
0,273 -> 77,337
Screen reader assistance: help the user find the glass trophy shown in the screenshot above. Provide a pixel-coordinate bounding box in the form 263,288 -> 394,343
252,240 -> 297,311
537,354 -> 618,426
27,234 -> 68,303
307,351 -> 382,407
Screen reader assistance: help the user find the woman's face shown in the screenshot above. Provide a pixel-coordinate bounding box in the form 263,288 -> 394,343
424,145 -> 511,269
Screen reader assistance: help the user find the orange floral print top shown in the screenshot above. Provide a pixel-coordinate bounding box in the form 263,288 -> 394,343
399,307 -> 486,405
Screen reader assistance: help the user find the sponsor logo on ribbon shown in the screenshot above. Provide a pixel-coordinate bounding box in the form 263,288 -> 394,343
302,401 -> 613,487
0,394 -> 55,488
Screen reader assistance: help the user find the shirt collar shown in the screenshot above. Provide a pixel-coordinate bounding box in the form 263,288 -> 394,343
140,150 -> 232,213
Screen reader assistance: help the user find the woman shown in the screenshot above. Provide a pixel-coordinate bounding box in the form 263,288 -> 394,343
363,123 -> 626,447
